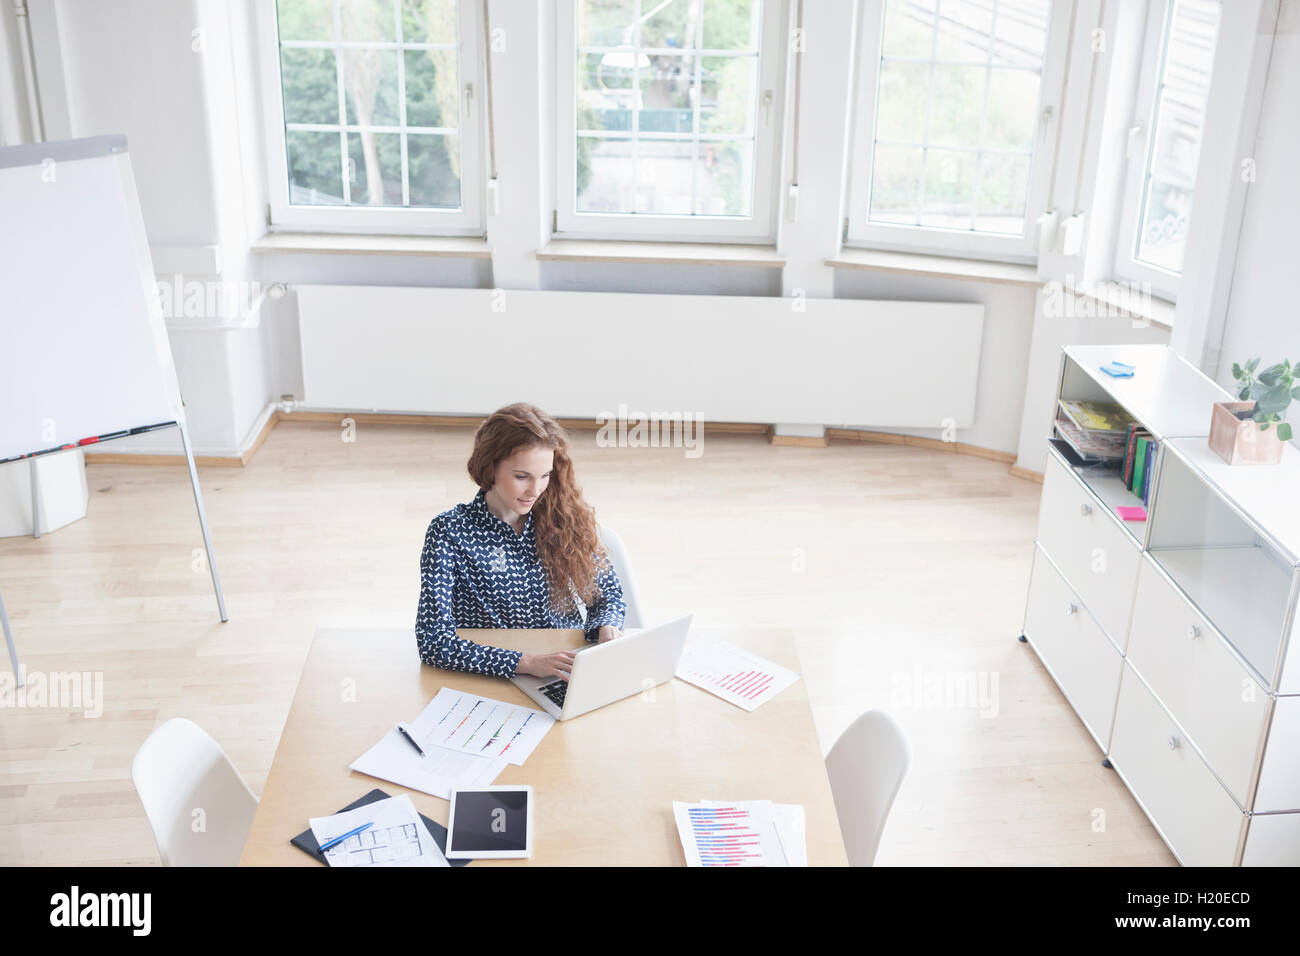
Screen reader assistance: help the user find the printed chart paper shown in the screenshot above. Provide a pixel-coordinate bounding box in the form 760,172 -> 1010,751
418,688 -> 554,765
675,638 -> 800,711
309,794 -> 449,868
672,800 -> 796,867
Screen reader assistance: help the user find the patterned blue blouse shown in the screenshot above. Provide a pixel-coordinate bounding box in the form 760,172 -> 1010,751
415,489 -> 626,677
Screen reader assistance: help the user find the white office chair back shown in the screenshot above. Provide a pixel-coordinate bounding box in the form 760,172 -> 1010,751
825,709 -> 911,866
131,718 -> 258,867
597,524 -> 645,629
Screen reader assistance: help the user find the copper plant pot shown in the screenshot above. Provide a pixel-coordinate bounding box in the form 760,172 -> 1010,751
1209,401 -> 1285,465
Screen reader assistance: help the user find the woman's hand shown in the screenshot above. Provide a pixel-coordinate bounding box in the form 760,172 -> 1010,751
595,625 -> 623,643
517,650 -> 576,681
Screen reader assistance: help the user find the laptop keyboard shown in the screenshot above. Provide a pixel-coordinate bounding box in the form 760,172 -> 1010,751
538,679 -> 568,707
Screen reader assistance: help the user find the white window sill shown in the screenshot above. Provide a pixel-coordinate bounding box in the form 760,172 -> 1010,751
537,239 -> 785,268
1061,279 -> 1176,331
825,247 -> 1042,286
250,232 -> 492,258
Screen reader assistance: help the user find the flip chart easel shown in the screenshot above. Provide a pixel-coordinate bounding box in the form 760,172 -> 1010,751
0,134 -> 228,686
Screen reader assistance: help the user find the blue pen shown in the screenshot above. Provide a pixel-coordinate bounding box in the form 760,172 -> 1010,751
320,821 -> 374,852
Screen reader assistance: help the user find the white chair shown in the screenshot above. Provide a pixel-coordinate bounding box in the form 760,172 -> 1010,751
597,524 -> 645,628
131,718 -> 258,867
824,709 -> 911,866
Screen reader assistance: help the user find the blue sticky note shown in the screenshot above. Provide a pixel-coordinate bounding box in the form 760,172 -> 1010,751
1100,361 -> 1135,378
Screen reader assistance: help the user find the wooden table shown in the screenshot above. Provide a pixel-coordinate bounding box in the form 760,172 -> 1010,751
239,627 -> 847,866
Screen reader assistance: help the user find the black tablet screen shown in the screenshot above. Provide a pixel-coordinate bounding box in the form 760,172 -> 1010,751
449,790 -> 529,853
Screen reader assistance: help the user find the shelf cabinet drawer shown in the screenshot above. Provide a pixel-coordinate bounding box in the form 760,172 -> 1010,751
1242,812 -> 1300,866
1109,663 -> 1244,866
1023,545 -> 1123,749
1127,555 -> 1269,804
1036,454 -> 1141,648
1255,696 -> 1300,812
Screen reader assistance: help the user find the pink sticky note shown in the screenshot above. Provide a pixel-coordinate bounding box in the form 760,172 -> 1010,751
1116,506 -> 1147,522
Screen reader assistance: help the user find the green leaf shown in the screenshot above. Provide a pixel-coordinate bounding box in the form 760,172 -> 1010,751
1232,362 -> 1244,379
1279,422 -> 1294,442
1247,357 -> 1261,373
1257,382 -> 1293,416
1293,386 -> 1300,401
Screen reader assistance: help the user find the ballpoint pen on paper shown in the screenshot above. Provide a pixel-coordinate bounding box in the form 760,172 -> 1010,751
319,822 -> 374,852
397,723 -> 426,757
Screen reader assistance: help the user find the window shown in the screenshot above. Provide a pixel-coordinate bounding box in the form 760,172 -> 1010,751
846,0 -> 1069,260
555,0 -> 787,241
1113,0 -> 1220,299
259,0 -> 483,234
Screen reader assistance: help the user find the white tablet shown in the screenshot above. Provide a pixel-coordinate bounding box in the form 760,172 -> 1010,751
445,786 -> 533,860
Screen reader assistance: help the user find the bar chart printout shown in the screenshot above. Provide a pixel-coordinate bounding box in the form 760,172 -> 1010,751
674,638 -> 800,712
673,800 -> 789,867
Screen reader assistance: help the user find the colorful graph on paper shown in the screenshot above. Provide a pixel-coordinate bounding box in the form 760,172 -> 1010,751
419,688 -> 554,766
674,638 -> 800,712
672,801 -> 790,867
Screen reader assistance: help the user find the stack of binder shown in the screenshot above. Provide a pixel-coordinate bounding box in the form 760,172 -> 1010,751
1121,425 -> 1158,506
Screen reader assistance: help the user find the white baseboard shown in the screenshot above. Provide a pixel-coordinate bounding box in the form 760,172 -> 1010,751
82,400 -> 280,461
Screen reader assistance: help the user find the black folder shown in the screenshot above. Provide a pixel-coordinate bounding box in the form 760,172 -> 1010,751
290,787 -> 470,866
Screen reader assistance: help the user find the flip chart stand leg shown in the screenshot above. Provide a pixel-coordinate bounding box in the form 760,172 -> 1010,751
0,586 -> 21,687
29,458 -> 40,539
178,422 -> 228,622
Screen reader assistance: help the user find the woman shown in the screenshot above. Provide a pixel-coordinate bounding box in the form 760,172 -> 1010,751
415,403 -> 626,682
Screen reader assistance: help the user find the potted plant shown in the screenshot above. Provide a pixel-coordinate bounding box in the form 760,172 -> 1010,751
1209,358 -> 1299,465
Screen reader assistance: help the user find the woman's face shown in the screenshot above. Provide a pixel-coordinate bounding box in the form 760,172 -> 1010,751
492,445 -> 554,513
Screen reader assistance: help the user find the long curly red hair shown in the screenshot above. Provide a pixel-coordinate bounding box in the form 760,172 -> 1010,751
467,403 -> 610,613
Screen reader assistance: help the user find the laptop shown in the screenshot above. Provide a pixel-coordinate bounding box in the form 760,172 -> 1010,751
511,614 -> 693,721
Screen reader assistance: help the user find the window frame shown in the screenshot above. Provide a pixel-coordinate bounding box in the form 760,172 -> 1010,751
256,0 -> 486,236
844,0 -> 1071,263
1111,0 -> 1219,302
554,0 -> 788,243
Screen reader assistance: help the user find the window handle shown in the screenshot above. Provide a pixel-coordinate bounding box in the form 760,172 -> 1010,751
1126,120 -> 1145,159
1038,104 -> 1053,142
762,89 -> 773,126
464,83 -> 474,105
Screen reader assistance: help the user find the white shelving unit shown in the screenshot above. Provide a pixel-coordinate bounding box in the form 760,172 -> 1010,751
1020,344 -> 1300,866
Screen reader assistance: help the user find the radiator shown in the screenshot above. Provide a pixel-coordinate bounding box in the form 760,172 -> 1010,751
296,286 -> 984,427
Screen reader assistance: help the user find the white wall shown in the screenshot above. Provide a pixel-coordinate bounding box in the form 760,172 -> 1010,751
17,0 -> 274,456
1212,4 -> 1300,398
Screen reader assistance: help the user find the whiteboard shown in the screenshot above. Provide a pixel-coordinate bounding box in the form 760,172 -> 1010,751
0,135 -> 183,463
